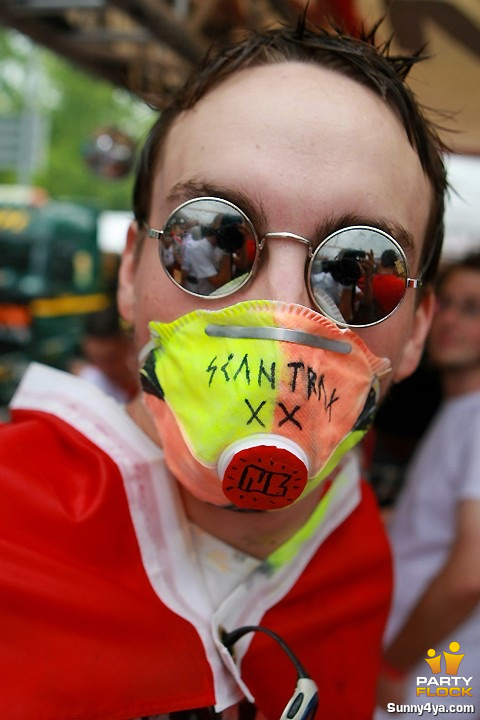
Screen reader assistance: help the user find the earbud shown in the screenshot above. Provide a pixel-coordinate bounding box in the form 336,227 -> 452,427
280,678 -> 318,720
221,625 -> 319,720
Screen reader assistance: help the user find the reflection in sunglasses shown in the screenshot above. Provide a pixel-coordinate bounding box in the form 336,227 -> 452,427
146,197 -> 422,328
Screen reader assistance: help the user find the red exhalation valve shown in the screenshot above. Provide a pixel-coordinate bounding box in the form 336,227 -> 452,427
218,436 -> 309,510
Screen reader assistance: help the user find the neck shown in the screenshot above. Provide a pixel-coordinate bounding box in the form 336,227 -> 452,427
179,483 -> 326,560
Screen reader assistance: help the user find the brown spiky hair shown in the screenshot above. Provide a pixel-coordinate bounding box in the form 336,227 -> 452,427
133,14 -> 448,283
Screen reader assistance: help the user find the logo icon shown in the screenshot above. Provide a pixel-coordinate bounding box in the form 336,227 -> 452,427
416,642 -> 473,698
425,641 -> 465,675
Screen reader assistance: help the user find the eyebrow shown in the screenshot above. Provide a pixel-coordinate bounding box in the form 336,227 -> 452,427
311,213 -> 416,259
166,180 -> 416,259
166,179 -> 268,232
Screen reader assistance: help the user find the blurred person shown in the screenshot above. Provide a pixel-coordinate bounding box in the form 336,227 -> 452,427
0,16 -> 447,720
72,304 -> 139,403
372,248 -> 407,317
160,233 -> 177,274
182,224 -> 232,294
377,254 -> 480,718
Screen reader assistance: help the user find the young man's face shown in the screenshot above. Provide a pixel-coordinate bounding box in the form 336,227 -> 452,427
120,62 -> 435,398
428,268 -> 480,370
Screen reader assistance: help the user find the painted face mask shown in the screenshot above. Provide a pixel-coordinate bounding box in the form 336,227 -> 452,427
140,300 -> 391,511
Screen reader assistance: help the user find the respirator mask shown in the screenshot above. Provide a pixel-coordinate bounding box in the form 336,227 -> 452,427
140,300 -> 391,510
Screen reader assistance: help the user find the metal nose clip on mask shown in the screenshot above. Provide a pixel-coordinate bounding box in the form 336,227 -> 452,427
140,300 -> 391,510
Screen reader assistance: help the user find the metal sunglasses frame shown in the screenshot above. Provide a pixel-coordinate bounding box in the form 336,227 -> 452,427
146,196 -> 422,328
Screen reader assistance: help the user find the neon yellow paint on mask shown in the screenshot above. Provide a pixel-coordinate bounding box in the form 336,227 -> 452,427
141,300 -> 390,510
147,301 -> 281,464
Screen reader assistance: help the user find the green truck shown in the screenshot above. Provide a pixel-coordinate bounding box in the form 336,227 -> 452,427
0,186 -> 116,405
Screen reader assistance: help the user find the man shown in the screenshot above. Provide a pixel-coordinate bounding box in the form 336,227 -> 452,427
377,255 -> 480,718
70,304 -> 139,403
181,225 -> 231,294
373,249 -> 407,317
0,16 -> 447,720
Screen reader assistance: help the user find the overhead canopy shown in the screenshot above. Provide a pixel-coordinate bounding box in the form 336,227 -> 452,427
357,0 -> 480,155
0,0 -> 479,154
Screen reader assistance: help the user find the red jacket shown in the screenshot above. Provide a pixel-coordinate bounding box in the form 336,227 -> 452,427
0,366 -> 392,720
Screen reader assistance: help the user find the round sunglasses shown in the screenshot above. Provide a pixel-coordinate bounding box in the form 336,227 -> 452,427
146,196 -> 422,328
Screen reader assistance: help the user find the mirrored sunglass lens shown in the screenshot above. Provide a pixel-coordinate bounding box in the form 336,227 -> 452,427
310,227 -> 407,326
159,198 -> 257,297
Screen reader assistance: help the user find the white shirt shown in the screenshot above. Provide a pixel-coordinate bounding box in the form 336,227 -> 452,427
380,391 -> 480,717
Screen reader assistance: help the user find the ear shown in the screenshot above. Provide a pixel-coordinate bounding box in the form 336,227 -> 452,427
117,221 -> 141,326
393,288 -> 436,383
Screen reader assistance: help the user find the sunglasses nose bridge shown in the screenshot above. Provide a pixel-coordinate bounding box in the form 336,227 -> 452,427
253,231 -> 312,307
261,231 -> 314,257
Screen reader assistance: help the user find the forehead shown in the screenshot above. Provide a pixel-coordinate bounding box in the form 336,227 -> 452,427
441,268 -> 480,294
164,62 -> 405,175
155,62 -> 432,259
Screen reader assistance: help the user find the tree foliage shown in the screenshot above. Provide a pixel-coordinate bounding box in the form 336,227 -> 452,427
0,27 -> 154,210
